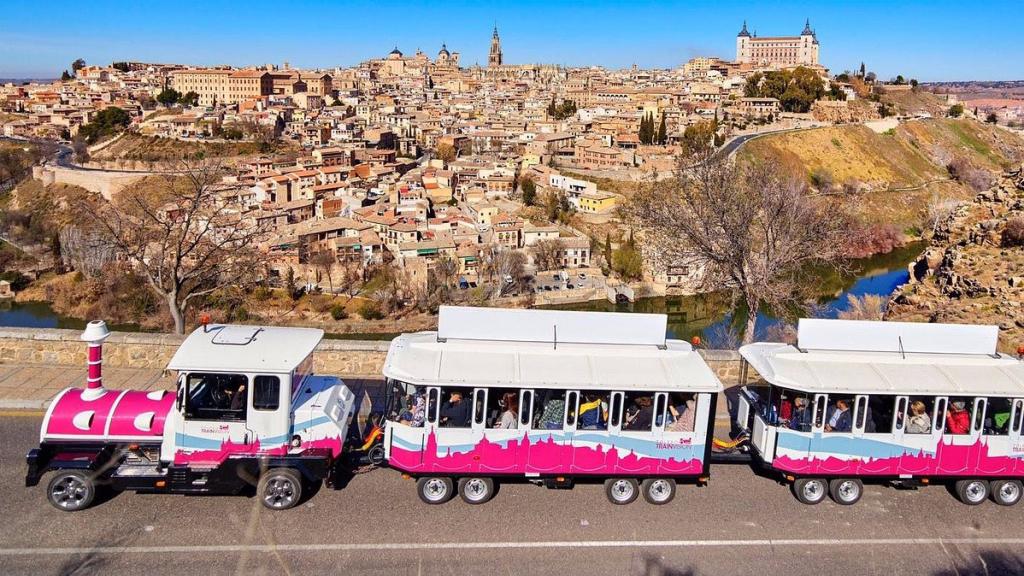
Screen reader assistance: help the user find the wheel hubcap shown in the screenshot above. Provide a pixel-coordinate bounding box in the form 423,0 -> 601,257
649,480 -> 672,502
51,477 -> 86,510
838,481 -> 859,501
612,480 -> 634,501
424,479 -> 448,501
465,479 -> 488,501
1000,483 -> 1021,503
803,481 -> 823,501
966,482 -> 986,502
264,477 -> 296,508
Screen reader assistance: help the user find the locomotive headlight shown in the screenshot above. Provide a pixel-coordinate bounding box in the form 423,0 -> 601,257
290,435 -> 302,448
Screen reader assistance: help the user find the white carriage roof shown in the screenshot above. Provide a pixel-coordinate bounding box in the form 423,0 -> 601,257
740,320 -> 1024,396
383,331 -> 722,392
167,324 -> 323,374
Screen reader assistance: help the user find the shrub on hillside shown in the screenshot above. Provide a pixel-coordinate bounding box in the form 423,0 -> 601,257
357,301 -> 385,321
330,303 -> 348,321
1002,217 -> 1024,248
809,167 -> 834,191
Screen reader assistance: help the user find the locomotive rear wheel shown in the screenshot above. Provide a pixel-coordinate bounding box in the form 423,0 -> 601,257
990,480 -> 1022,506
829,478 -> 863,505
458,477 -> 495,504
641,478 -> 676,505
47,471 -> 96,512
605,478 -> 639,505
792,478 -> 827,505
258,468 -> 303,510
417,477 -> 454,504
955,479 -> 989,505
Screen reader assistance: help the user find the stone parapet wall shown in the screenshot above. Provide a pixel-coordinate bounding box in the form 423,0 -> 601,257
0,327 -> 745,384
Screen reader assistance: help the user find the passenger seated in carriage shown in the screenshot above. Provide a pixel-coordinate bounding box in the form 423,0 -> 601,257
946,401 -> 970,434
825,399 -> 852,433
906,401 -> 931,434
787,396 -> 812,431
578,393 -> 608,430
493,392 -> 519,429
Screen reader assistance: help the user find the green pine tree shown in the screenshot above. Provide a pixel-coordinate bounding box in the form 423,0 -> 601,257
656,112 -> 667,145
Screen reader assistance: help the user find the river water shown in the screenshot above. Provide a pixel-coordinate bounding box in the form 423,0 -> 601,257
0,242 -> 923,342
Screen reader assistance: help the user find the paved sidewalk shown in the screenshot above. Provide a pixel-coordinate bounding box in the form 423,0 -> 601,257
0,363 -> 173,409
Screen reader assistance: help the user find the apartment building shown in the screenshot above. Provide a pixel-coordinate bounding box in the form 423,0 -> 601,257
170,69 -> 273,106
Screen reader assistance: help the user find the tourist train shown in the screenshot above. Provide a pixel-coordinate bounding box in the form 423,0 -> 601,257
23,306 -> 1024,511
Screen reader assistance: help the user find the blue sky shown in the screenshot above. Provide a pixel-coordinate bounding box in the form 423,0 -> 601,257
1,0 -> 1020,81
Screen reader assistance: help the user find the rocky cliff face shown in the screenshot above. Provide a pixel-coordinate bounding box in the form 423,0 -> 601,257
887,165 -> 1024,352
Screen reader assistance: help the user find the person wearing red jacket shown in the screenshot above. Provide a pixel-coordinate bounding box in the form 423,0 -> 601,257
946,400 -> 971,434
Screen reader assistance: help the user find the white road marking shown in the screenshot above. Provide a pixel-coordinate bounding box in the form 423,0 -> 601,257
2,538 -> 1024,556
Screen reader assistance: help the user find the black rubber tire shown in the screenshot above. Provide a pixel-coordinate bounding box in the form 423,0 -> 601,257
258,468 -> 303,510
955,479 -> 989,506
641,478 -> 676,505
417,477 -> 454,505
46,470 -> 96,512
367,443 -> 386,466
604,478 -> 639,505
792,478 -> 828,505
458,477 -> 496,505
829,478 -> 864,505
990,479 -> 1021,506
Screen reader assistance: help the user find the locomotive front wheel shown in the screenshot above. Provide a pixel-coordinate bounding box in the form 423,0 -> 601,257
605,478 -> 639,505
990,480 -> 1021,506
47,471 -> 97,512
258,468 -> 303,510
792,478 -> 827,505
417,477 -> 454,504
955,479 -> 989,505
829,478 -> 863,505
641,478 -> 676,505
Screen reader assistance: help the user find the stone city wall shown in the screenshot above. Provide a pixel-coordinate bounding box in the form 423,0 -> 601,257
0,327 -> 746,385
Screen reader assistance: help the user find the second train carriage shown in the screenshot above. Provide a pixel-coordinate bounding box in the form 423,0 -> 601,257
379,306 -> 723,505
737,318 -> 1024,506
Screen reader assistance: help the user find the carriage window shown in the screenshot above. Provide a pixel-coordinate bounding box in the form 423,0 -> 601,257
666,392 -> 697,432
866,395 -> 896,434
473,389 -> 487,426
906,396 -> 934,434
986,397 -> 1012,436
824,395 -> 854,433
438,386 -> 472,428
972,398 -> 987,433
609,392 -> 623,428
252,376 -> 280,411
519,390 -> 533,427
780,390 -> 813,432
185,373 -> 248,421
934,397 -> 948,433
812,395 -> 826,429
426,388 -> 439,424
565,391 -> 579,427
653,394 -> 667,429
945,397 -> 972,435
893,397 -> 908,432
485,387 -> 519,429
623,392 -> 656,431
854,396 -> 868,430
577,390 -> 609,430
1014,400 -> 1024,434
532,389 -> 566,430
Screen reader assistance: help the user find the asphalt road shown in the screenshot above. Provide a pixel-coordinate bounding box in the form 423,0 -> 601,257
4,412 -> 1024,576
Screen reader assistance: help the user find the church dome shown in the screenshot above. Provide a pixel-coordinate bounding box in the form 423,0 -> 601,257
438,43 -> 450,57
389,46 -> 403,57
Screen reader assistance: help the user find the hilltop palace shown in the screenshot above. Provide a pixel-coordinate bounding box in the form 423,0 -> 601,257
736,19 -> 820,67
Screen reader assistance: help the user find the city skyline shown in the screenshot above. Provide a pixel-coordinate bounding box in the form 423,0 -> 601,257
2,0 -> 1022,81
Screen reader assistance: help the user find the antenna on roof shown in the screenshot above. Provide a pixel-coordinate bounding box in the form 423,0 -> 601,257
553,324 -> 558,350
898,335 -> 906,360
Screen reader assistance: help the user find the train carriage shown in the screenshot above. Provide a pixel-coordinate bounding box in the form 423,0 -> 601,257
380,306 -> 723,505
737,318 -> 1024,506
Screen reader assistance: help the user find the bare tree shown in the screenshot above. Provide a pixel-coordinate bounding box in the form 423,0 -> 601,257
623,155 -> 849,343
58,225 -> 115,277
309,250 -> 336,293
479,244 -> 525,298
531,238 -> 565,271
83,159 -> 266,334
837,294 -> 886,321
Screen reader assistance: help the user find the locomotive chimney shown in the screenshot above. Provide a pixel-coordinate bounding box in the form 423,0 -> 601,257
81,320 -> 110,400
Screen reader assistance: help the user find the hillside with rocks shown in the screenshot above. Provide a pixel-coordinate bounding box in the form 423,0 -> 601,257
886,164 -> 1024,352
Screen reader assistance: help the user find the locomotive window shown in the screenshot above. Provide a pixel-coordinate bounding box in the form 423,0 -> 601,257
565,391 -> 579,427
986,397 -> 1012,436
185,372 -> 248,422
252,376 -> 280,411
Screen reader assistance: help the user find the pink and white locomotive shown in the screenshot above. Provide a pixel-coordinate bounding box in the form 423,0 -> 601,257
26,320 -> 355,511
738,319 -> 1024,506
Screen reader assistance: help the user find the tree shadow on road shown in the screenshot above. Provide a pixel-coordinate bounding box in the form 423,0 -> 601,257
55,527 -> 140,576
932,549 -> 1024,576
